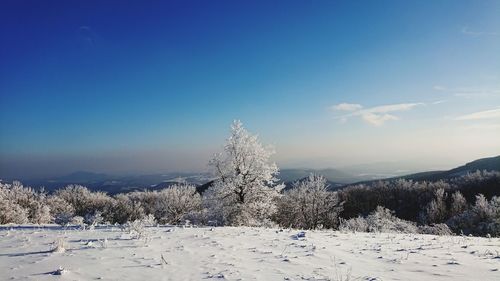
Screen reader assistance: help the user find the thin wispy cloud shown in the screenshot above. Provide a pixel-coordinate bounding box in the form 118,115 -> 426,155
332,103 -> 363,111
432,100 -> 446,105
461,26 -> 498,36
454,108 -> 500,121
77,26 -> 97,48
433,85 -> 500,98
332,102 -> 423,126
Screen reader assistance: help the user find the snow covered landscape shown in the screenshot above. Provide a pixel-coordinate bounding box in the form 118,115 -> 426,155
1,225 -> 499,281
2,2 -> 500,281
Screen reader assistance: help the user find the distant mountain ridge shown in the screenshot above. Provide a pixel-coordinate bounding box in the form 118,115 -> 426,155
8,155 -> 500,194
352,155 -> 500,185
279,168 -> 354,184
21,172 -> 212,194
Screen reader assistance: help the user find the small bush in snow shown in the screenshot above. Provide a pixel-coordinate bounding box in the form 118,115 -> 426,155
155,184 -> 202,224
85,211 -> 104,229
55,185 -> 114,222
276,174 -> 344,229
338,216 -> 370,233
0,181 -> 52,224
51,238 -> 67,253
124,215 -> 155,240
0,196 -> 29,224
418,223 -> 453,236
340,206 -> 418,234
111,194 -> 145,224
46,195 -> 75,225
71,216 -> 85,228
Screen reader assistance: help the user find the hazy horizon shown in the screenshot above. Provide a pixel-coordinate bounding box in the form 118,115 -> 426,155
1,1 -> 499,180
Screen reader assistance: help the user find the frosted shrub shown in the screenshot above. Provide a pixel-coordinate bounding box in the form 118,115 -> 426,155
155,184 -> 202,224
422,188 -> 447,224
46,195 -> 75,225
447,194 -> 500,236
55,185 -> 114,222
339,216 -> 369,232
142,213 -> 157,226
340,206 -> 418,234
0,181 -> 48,224
450,191 -> 468,217
127,191 -> 160,219
123,214 -> 156,240
0,197 -> 28,224
206,120 -> 283,226
31,204 -> 51,224
85,211 -> 104,229
418,223 -> 453,236
71,216 -> 85,228
51,238 -> 67,253
112,194 -> 145,224
276,174 -> 344,229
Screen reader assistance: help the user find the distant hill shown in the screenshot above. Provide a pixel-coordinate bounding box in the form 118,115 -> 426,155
279,168 -> 392,184
54,171 -> 111,183
350,155 -> 500,185
398,155 -> 500,182
22,172 -> 212,194
196,166 -> 390,193
14,156 -> 500,194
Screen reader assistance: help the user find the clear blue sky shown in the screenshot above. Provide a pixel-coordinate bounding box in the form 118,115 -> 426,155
1,1 -> 499,179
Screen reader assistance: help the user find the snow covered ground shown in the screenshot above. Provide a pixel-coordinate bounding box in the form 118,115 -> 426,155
1,225 -> 499,281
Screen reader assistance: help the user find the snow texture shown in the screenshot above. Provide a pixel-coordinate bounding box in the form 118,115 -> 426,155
1,225 -> 499,280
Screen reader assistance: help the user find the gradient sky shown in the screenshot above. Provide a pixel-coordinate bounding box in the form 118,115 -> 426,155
1,1 -> 499,179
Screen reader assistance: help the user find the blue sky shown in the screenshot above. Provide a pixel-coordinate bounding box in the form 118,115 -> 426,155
1,1 -> 499,178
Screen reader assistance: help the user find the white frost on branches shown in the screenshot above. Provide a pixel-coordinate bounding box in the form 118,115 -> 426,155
205,120 -> 283,226
277,174 -> 344,229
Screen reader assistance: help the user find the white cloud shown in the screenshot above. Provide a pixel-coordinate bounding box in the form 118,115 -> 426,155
364,103 -> 423,113
433,85 -> 447,91
361,112 -> 399,126
432,100 -> 446,105
455,108 -> 500,121
461,26 -> 498,36
332,102 -> 423,126
332,103 -> 363,111
433,85 -> 500,98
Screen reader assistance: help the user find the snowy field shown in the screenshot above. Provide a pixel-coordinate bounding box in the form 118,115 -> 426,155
1,226 -> 499,281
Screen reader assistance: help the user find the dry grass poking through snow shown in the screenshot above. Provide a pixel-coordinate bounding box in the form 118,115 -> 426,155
0,225 -> 499,280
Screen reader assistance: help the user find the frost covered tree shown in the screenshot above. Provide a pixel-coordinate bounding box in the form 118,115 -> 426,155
447,194 -> 500,236
205,120 -> 283,226
450,191 -> 468,217
276,174 -> 343,229
423,188 -> 448,224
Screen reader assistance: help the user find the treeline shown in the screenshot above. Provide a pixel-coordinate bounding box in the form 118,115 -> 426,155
338,170 -> 500,236
1,170 -> 498,236
339,170 -> 500,221
0,182 -> 203,226
1,121 -> 499,237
